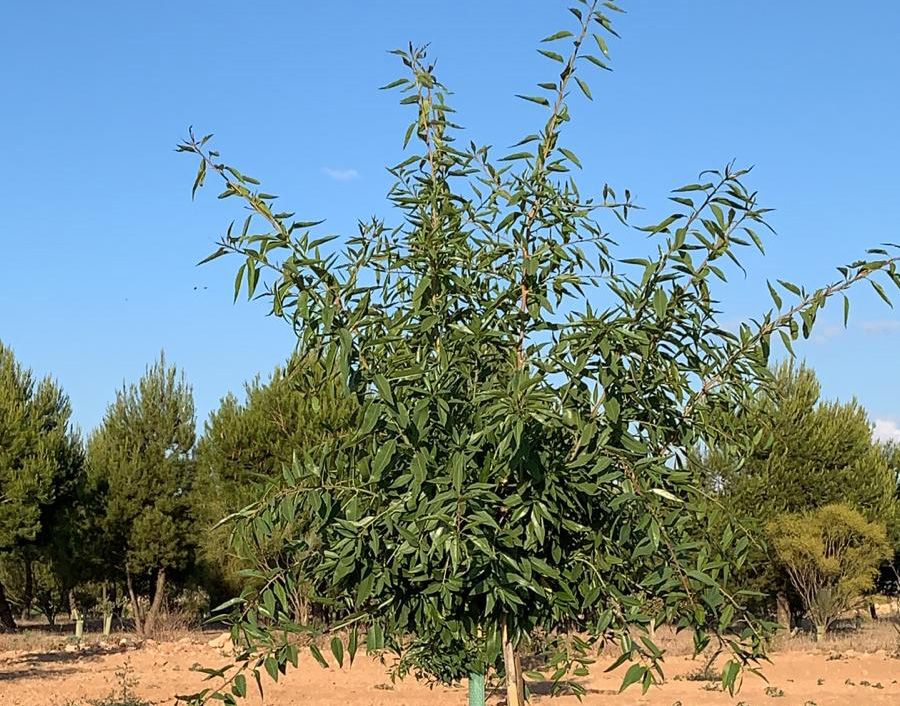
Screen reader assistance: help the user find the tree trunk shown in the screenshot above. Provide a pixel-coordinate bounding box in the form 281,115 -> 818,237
0,581 -> 18,632
126,570 -> 144,636
814,624 -> 827,642
869,601 -> 878,621
776,590 -> 791,631
501,618 -> 525,706
20,556 -> 33,621
143,568 -> 167,637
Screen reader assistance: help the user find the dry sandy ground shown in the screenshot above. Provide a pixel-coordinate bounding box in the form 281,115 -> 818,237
1,633 -> 899,706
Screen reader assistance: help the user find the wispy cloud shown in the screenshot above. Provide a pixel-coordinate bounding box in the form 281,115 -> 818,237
322,167 -> 360,182
873,419 -> 900,444
811,324 -> 842,345
859,319 -> 900,334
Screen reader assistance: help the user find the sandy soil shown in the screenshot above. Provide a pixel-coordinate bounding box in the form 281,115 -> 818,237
0,633 -> 898,706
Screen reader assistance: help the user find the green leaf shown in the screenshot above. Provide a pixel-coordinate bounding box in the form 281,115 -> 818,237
372,439 -> 396,480
559,147 -> 582,168
537,49 -> 565,63
330,637 -> 345,668
778,279 -> 801,296
574,76 -> 593,100
650,488 -> 681,503
583,54 -> 611,70
541,30 -> 574,42
619,663 -> 646,692
767,280 -> 782,310
264,656 -> 280,681
515,94 -> 551,106
870,279 -> 893,307
309,644 -> 329,669
233,674 -> 247,698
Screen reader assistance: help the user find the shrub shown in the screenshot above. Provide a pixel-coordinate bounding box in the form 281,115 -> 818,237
767,503 -> 891,640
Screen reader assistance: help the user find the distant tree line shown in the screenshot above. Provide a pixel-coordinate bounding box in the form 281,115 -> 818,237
0,340 -> 896,642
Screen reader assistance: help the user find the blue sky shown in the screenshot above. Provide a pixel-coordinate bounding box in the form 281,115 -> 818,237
1,2 -> 898,439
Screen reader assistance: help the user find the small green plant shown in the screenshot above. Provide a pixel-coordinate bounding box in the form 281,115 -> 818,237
764,685 -> 785,697
675,666 -> 719,682
87,658 -> 152,706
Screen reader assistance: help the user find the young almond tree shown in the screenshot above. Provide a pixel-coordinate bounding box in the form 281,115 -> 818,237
178,3 -> 899,703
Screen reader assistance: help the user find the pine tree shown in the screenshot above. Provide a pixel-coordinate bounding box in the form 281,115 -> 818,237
0,341 -> 84,631
194,354 -> 356,606
87,352 -> 196,636
706,361 -> 897,626
710,361 -> 896,525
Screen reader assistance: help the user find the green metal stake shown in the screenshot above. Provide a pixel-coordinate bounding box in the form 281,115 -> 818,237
468,671 -> 485,706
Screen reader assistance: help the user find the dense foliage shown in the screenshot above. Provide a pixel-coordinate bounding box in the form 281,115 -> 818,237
87,353 -> 197,636
194,354 -> 356,606
710,362 -> 897,525
0,341 -> 84,631
767,503 -> 890,640
705,362 -> 899,624
177,2 -> 900,704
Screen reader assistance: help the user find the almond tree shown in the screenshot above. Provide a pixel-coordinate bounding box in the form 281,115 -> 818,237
177,2 -> 899,703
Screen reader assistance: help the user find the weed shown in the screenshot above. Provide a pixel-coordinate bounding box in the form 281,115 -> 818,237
675,666 -> 718,682
87,657 -> 152,706
764,685 -> 785,697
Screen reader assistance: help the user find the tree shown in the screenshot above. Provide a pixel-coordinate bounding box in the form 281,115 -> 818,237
178,3 -> 900,703
87,353 -> 197,636
194,354 -> 356,607
705,361 -> 898,626
710,361 -> 896,523
767,503 -> 890,641
0,341 -> 84,631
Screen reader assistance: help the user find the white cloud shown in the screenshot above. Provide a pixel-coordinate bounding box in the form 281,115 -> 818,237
811,324 -> 842,345
860,320 -> 900,334
873,419 -> 900,444
322,167 -> 360,181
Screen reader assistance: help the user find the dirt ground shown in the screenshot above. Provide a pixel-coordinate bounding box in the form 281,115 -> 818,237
1,627 -> 899,706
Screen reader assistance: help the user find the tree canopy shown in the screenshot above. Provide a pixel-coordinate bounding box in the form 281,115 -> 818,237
87,352 -> 197,635
194,354 -> 356,604
0,341 -> 84,631
768,503 -> 890,640
709,361 -> 897,525
178,3 -> 900,704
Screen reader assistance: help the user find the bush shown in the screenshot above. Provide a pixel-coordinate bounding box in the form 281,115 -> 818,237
767,503 -> 890,640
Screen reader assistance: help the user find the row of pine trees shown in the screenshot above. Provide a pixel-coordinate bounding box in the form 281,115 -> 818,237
0,339 -> 897,635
